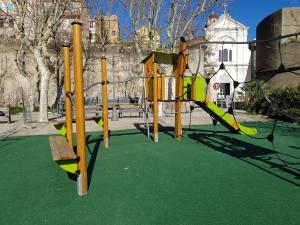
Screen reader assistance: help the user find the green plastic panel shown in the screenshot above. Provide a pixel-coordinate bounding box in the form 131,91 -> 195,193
94,117 -> 104,127
54,123 -> 66,136
183,76 -> 206,101
56,159 -> 77,174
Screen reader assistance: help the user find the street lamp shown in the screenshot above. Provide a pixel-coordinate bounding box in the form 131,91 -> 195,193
108,46 -> 125,121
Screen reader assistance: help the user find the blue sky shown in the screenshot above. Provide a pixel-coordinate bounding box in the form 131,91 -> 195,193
222,0 -> 300,40
87,0 -> 300,41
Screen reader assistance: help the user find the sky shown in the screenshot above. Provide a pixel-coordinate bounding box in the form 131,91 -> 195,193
222,0 -> 300,40
87,0 -> 300,41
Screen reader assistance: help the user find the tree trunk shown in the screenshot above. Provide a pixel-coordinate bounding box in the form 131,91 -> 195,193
22,78 -> 35,123
28,75 -> 38,112
34,48 -> 50,122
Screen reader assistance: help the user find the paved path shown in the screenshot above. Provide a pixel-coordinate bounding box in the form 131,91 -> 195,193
0,109 -> 268,137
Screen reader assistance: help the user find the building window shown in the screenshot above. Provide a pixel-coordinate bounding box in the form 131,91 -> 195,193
223,49 -> 228,62
219,49 -> 232,62
112,30 -> 116,35
7,2 -> 14,11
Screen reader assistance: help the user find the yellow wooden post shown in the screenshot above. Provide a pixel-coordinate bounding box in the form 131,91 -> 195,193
153,62 -> 158,142
101,57 -> 109,149
192,77 -> 197,101
63,45 -> 73,148
72,22 -> 87,196
175,38 -> 187,140
144,54 -> 154,100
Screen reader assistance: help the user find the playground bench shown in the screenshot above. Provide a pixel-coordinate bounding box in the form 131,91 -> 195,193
118,103 -> 143,118
49,136 -> 76,161
0,107 -> 11,123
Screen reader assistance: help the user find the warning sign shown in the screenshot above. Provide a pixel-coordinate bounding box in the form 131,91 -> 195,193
213,83 -> 220,90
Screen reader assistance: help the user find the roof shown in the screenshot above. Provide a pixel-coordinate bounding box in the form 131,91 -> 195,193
206,12 -> 248,30
141,51 -> 178,65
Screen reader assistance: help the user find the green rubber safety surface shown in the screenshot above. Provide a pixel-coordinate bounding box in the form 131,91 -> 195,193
0,121 -> 300,225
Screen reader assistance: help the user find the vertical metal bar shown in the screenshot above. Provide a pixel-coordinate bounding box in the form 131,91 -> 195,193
101,57 -> 109,149
72,22 -> 87,196
153,62 -> 158,143
175,38 -> 187,140
63,45 -> 73,148
161,73 -> 165,101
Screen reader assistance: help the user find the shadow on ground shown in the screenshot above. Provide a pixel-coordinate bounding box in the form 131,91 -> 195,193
187,130 -> 300,187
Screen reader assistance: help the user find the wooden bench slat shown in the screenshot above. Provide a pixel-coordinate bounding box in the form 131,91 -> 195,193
49,136 -> 76,161
53,136 -> 70,160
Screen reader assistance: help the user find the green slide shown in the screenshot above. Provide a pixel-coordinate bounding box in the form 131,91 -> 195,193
184,76 -> 257,136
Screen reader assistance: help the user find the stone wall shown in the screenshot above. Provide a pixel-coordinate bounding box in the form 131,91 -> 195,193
256,8 -> 300,87
0,40 -> 144,107
0,40 -> 205,108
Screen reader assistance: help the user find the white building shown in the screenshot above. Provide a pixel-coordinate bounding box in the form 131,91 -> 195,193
204,10 -> 251,102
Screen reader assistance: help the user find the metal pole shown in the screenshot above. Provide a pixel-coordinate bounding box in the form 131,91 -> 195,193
113,56 -> 115,100
72,22 -> 87,196
63,45 -> 73,148
101,57 -> 109,149
175,38 -> 187,140
111,55 -> 118,121
153,62 -> 158,143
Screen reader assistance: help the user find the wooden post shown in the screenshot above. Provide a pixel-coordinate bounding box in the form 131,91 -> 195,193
153,62 -> 158,142
175,38 -> 187,140
63,45 -> 73,148
72,22 -> 87,196
101,57 -> 109,148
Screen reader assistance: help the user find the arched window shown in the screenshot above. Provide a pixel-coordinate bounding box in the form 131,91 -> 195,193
219,49 -> 233,62
7,2 -> 14,11
223,49 -> 228,62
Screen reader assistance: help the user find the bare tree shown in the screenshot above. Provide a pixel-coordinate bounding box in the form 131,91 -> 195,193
10,0 -> 71,122
119,0 -> 220,56
166,0 -> 220,51
119,0 -> 163,59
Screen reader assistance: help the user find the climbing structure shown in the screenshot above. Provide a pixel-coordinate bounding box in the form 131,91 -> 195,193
142,38 -> 257,140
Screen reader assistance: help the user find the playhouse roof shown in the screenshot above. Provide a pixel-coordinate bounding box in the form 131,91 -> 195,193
141,51 -> 178,65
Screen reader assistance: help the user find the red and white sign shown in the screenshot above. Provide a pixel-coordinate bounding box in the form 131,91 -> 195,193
213,82 -> 220,90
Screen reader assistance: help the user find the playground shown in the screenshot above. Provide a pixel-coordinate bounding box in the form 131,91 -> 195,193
0,19 -> 300,225
0,121 -> 300,225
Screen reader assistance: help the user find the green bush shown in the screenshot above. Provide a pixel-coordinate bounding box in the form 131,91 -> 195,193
9,107 -> 23,115
33,106 -> 39,112
33,106 -> 56,113
238,81 -> 269,114
239,82 -> 300,121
